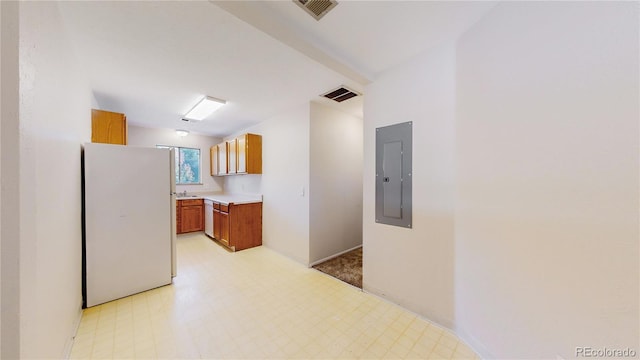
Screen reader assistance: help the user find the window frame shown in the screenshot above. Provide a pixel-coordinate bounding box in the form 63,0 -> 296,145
156,145 -> 202,185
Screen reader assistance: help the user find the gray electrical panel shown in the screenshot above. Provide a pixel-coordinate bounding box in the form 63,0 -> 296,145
375,122 -> 412,228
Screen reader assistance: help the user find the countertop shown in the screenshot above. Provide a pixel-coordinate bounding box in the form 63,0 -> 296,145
176,193 -> 262,206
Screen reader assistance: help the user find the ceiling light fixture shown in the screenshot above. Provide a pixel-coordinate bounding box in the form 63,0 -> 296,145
183,96 -> 226,121
176,130 -> 189,137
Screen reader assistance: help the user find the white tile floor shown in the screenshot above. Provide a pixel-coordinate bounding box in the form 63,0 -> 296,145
70,233 -> 479,359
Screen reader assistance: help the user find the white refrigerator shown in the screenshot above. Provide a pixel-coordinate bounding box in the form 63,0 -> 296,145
83,143 -> 177,308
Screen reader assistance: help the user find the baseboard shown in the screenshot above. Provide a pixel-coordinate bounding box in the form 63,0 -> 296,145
362,284 -> 486,360
62,305 -> 84,359
454,326 -> 493,360
309,244 -> 362,267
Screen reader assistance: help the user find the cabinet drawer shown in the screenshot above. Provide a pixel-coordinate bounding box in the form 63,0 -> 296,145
179,199 -> 203,207
213,202 -> 220,210
220,204 -> 229,213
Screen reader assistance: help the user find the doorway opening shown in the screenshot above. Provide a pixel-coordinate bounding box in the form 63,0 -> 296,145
312,247 -> 362,288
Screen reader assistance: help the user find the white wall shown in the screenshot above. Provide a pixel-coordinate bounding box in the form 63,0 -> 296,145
225,104 -> 311,265
455,2 -> 639,358
17,1 -> 93,358
363,3 -> 639,358
127,125 -> 224,194
1,3 -> 2,354
309,101 -> 363,264
0,0 -> 3,351
0,1 -> 19,357
363,44 -> 456,327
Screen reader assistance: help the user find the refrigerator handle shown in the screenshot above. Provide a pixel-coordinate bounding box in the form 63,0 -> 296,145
169,148 -> 176,194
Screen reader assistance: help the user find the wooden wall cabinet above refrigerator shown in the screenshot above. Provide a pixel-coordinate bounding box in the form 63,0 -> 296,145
91,109 -> 128,145
210,133 -> 262,176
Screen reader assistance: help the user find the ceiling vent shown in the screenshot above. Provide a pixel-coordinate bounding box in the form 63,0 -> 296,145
322,86 -> 359,102
294,0 -> 338,21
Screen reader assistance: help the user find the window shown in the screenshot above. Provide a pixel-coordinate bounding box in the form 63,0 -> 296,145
157,146 -> 201,184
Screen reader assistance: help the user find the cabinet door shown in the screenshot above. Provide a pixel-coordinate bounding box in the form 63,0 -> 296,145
237,134 -> 247,173
91,109 -> 127,145
238,133 -> 262,174
218,143 -> 228,175
196,205 -> 204,231
181,205 -> 204,233
227,139 -> 237,174
210,146 -> 218,176
176,202 -> 182,234
227,202 -> 263,251
213,208 -> 221,239
220,211 -> 230,247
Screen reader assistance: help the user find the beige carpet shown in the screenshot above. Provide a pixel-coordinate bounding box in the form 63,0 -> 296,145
312,247 -> 362,288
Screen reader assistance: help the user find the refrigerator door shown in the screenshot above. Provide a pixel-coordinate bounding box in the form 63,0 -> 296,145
84,143 -> 172,307
171,194 -> 177,277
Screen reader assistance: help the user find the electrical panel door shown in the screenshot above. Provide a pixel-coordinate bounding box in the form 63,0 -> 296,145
375,122 -> 412,228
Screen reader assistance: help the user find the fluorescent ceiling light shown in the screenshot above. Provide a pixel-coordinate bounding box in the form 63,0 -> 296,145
176,130 -> 189,137
184,96 -> 226,121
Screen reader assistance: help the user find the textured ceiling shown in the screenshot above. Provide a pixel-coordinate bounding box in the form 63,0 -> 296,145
59,1 -> 496,137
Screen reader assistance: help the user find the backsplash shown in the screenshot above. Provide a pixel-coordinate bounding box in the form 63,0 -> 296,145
224,174 -> 262,195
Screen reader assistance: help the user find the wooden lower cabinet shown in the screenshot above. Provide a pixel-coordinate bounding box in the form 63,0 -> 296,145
177,199 -> 204,234
181,206 -> 204,233
213,203 -> 222,241
176,203 -> 181,233
219,211 -> 230,247
212,201 -> 262,251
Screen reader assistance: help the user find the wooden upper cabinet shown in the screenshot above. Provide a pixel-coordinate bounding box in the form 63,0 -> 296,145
210,133 -> 261,177
210,145 -> 219,176
237,133 -> 262,174
237,134 -> 247,174
227,139 -> 237,174
218,142 -> 228,175
91,109 -> 127,145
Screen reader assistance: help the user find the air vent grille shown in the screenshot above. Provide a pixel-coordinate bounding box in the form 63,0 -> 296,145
294,0 -> 338,21
322,86 -> 359,103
